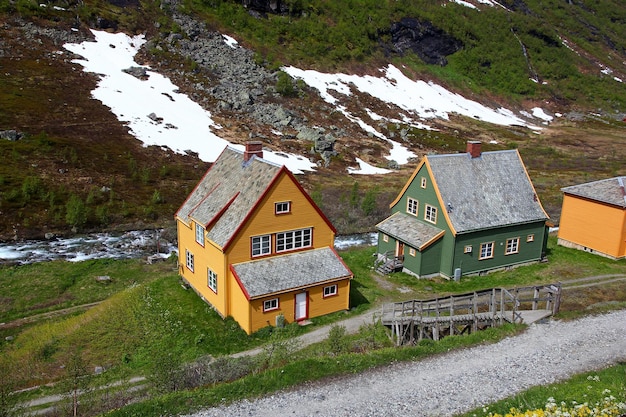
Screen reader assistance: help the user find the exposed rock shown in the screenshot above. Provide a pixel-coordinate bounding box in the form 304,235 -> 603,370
123,66 -> 149,79
0,130 -> 21,141
387,17 -> 463,66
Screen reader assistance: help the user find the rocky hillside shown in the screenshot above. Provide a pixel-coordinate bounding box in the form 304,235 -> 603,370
1,0 -> 625,240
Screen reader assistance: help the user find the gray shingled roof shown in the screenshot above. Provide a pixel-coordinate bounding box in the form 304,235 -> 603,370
427,150 -> 548,233
376,212 -> 444,250
176,147 -> 281,248
232,247 -> 352,298
561,176 -> 626,208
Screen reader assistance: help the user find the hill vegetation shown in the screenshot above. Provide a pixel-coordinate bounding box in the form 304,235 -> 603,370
0,0 -> 625,239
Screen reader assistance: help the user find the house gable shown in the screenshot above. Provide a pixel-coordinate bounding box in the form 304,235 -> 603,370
377,142 -> 550,278
176,142 -> 353,334
427,149 -> 549,233
558,176 -> 626,259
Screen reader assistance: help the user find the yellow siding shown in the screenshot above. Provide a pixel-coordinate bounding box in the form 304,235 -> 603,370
228,272 -> 252,332
177,218 -> 229,316
243,279 -> 352,334
226,172 -> 335,265
179,169 -> 351,335
558,195 -> 626,258
307,279 -> 351,318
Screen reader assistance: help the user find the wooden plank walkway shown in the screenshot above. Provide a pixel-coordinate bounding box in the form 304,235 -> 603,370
381,284 -> 561,345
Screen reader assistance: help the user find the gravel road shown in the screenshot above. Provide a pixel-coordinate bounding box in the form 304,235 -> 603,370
188,309 -> 626,417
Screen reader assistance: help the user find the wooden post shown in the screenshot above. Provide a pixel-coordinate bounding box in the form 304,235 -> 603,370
532,286 -> 539,310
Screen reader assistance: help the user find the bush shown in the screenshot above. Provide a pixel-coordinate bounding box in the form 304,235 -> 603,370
326,324 -> 349,356
65,194 -> 88,230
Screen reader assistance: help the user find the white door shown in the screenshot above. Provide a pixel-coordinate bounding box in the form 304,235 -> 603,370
295,292 -> 308,321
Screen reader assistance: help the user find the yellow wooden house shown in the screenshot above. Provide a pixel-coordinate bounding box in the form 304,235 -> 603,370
175,142 -> 353,334
557,176 -> 626,260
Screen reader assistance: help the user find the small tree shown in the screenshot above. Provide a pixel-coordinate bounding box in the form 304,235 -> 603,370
276,71 -> 297,97
327,324 -> 350,356
65,194 -> 87,230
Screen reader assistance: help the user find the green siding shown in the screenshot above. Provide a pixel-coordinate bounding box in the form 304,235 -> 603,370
383,162 -> 547,279
376,231 -> 396,256
420,239 -> 443,276
450,222 -> 547,276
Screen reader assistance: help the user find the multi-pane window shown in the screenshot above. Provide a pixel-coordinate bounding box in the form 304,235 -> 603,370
425,204 -> 437,223
251,235 -> 271,257
409,247 -> 416,257
275,201 -> 291,214
505,237 -> 520,255
323,284 -> 338,298
207,268 -> 217,293
382,234 -> 389,242
527,234 -> 535,242
479,242 -> 494,260
263,298 -> 279,312
276,228 -> 312,252
195,223 -> 205,246
185,249 -> 194,272
464,245 -> 473,254
407,198 -> 418,216
421,177 -> 427,188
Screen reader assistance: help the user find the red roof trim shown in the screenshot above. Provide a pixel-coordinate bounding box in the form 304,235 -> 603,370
174,146 -> 228,218
284,167 -> 338,234
204,191 -> 240,229
329,246 -> 354,278
188,183 -> 220,225
223,167 -> 284,252
230,264 -> 251,301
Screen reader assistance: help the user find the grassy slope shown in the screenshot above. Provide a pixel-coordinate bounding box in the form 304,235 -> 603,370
0,0 -> 626,239
1,237 -> 624,412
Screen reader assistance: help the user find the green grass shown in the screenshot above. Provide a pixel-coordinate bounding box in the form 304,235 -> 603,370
106,323 -> 523,417
458,363 -> 626,417
1,237 -> 625,415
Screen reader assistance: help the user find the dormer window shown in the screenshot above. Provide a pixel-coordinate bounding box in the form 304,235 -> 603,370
275,201 -> 291,214
195,223 -> 205,246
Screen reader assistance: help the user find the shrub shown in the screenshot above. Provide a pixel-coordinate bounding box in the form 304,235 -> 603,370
65,194 -> 88,230
326,324 -> 349,356
276,71 -> 297,97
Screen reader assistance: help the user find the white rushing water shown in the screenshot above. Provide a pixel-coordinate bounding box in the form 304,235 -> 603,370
0,232 -> 377,265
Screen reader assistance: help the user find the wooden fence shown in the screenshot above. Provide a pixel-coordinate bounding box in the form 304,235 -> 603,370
380,283 -> 561,345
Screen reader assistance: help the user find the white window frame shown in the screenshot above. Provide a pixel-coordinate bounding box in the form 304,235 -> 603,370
276,228 -> 312,253
479,242 -> 494,260
323,284 -> 338,298
409,247 -> 416,257
207,268 -> 217,293
275,201 -> 291,214
464,245 -> 473,254
527,234 -> 535,242
382,234 -> 389,242
263,298 -> 279,312
505,237 -> 520,255
185,249 -> 194,272
407,198 -> 418,216
421,177 -> 427,188
251,234 -> 271,257
195,223 -> 205,246
425,204 -> 437,224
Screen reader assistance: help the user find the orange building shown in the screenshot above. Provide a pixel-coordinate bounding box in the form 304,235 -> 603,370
557,176 -> 626,260
175,142 -> 352,334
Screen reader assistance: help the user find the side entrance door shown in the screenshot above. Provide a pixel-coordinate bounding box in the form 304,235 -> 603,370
295,292 -> 308,321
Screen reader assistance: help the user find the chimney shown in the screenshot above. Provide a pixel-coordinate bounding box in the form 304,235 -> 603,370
244,141 -> 263,162
466,140 -> 482,158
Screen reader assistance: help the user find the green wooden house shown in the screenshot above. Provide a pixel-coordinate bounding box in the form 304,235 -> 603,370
375,141 -> 550,279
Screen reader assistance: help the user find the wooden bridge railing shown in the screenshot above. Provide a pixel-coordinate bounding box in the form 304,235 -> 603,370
380,283 -> 562,345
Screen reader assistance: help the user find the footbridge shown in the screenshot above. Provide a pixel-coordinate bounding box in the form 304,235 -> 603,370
381,283 -> 562,346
